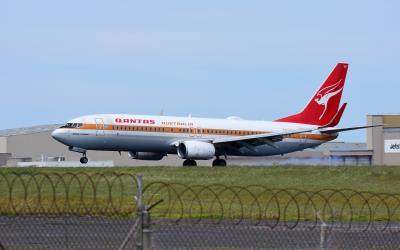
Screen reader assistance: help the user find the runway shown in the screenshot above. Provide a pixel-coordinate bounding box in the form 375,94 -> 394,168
1,216 -> 399,249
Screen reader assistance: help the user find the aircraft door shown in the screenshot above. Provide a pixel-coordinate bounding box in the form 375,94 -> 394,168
196,127 -> 203,138
95,118 -> 105,136
189,127 -> 202,137
189,127 -> 195,137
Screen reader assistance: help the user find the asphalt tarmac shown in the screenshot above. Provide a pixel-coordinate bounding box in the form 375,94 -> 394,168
0,216 -> 399,249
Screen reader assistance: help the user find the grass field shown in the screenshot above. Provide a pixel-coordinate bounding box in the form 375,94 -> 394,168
1,166 -> 400,222
1,165 -> 400,192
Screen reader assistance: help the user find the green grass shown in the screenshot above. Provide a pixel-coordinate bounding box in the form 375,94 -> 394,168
1,166 -> 400,222
2,165 -> 400,192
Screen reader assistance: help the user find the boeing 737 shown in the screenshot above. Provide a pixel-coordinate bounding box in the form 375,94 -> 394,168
52,63 -> 377,166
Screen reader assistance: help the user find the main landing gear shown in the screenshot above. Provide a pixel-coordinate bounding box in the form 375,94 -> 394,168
182,157 -> 227,167
212,157 -> 227,167
80,152 -> 88,164
183,159 -> 197,167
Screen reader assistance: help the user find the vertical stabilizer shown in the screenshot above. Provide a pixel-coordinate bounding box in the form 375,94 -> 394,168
276,63 -> 348,126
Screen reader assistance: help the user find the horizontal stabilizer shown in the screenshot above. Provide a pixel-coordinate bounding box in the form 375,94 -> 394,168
319,124 -> 383,134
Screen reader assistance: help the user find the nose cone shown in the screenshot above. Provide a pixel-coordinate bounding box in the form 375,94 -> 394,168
51,129 -> 69,145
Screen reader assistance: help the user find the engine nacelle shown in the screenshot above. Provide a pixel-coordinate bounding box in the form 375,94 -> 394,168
177,141 -> 215,160
128,152 -> 165,161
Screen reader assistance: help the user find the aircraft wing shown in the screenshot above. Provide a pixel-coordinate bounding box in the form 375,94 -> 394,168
211,128 -> 315,150
319,124 -> 383,134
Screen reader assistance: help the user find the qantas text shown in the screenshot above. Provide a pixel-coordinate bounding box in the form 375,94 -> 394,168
115,118 -> 155,124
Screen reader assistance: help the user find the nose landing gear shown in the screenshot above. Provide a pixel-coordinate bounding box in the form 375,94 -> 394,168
80,153 -> 88,164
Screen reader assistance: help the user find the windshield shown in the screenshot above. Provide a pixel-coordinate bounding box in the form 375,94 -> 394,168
60,123 -> 83,128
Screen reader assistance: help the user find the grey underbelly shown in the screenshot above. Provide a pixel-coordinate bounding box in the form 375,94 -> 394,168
69,133 -> 179,153
69,132 -> 324,157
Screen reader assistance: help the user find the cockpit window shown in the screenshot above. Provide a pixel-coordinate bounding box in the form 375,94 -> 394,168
60,123 -> 83,128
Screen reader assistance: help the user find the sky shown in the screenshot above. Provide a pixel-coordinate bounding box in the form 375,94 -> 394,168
0,1 -> 399,142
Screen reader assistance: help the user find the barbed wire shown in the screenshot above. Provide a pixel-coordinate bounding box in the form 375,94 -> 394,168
0,172 -> 138,216
0,172 -> 399,231
144,182 -> 400,231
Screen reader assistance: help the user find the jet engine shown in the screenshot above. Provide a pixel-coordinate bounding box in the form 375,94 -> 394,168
128,152 -> 165,161
177,141 -> 215,160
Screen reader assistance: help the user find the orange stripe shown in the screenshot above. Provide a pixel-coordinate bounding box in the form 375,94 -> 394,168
72,124 -> 335,141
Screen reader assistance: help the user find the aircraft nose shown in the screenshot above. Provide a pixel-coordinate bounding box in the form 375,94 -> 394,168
51,129 -> 68,144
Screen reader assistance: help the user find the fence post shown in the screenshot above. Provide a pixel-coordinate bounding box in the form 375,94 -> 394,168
142,209 -> 151,250
136,175 -> 144,250
135,175 -> 153,250
317,211 -> 329,250
320,223 -> 328,250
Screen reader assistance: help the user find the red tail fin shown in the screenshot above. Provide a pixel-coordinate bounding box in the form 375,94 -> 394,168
322,103 -> 347,128
276,63 -> 348,126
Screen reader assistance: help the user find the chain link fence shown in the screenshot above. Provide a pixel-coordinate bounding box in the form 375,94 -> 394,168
0,172 -> 400,249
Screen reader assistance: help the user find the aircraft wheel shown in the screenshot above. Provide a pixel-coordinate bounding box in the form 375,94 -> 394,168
183,159 -> 197,167
80,157 -> 88,164
212,159 -> 227,167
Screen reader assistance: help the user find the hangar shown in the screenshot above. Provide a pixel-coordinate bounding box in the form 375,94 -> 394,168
368,114 -> 400,165
0,114 -> 399,166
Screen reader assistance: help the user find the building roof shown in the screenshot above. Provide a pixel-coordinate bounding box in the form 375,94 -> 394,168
0,124 -> 62,137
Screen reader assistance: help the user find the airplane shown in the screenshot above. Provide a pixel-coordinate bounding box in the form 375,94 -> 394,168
51,63 -> 378,166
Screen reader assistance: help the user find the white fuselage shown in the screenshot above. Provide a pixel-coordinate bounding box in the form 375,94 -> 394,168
51,114 -> 337,157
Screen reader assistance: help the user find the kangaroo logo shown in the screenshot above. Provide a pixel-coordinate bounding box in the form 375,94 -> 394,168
314,80 -> 343,120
